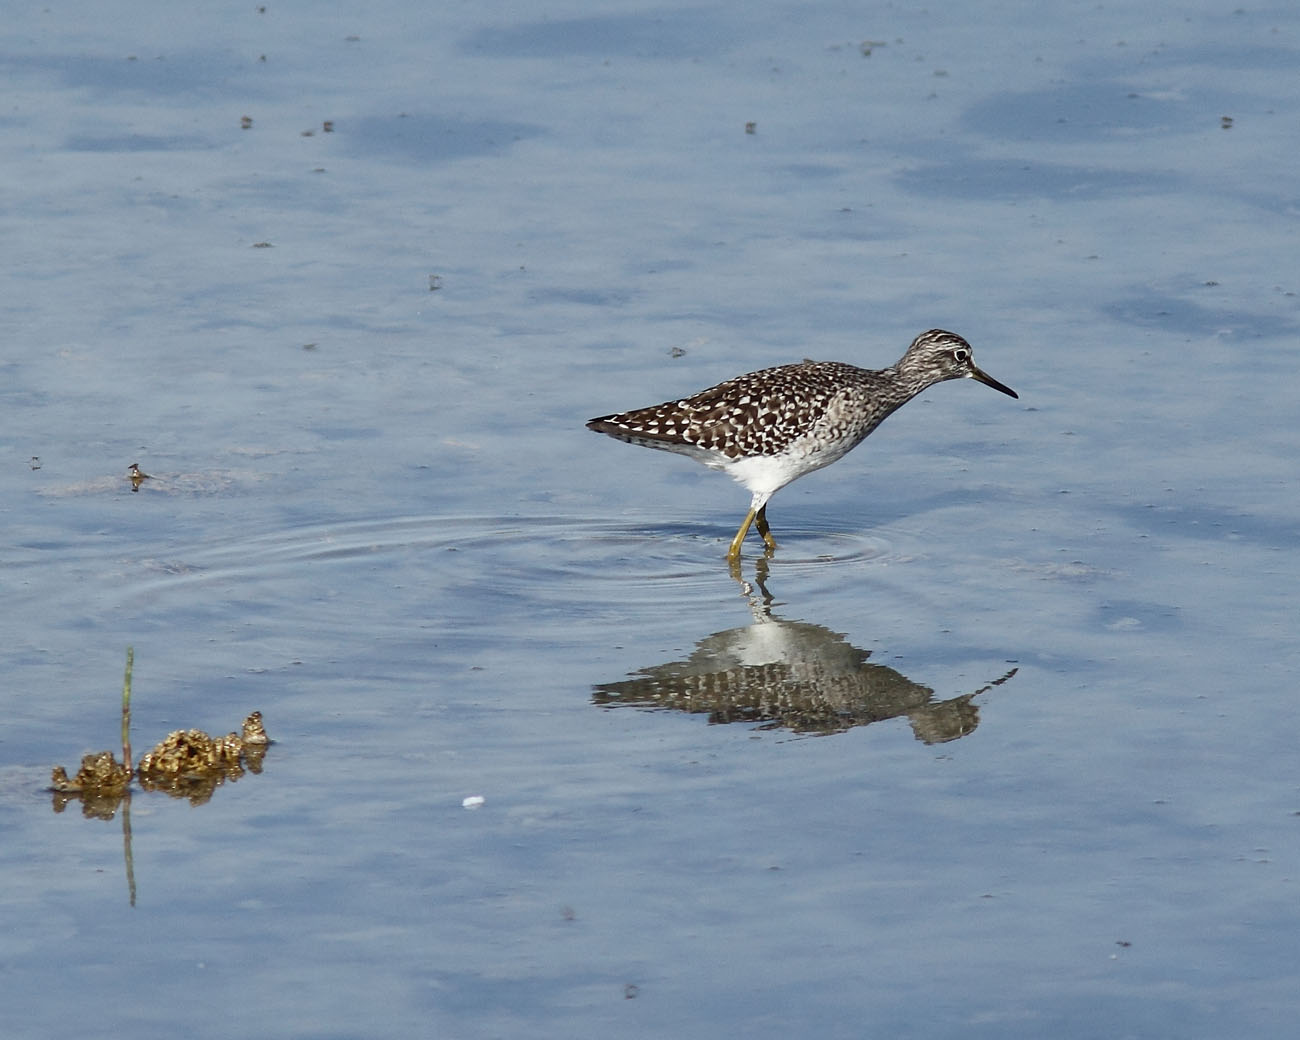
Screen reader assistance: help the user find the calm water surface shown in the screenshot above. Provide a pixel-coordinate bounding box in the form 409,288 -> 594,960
3,1 -> 1298,1037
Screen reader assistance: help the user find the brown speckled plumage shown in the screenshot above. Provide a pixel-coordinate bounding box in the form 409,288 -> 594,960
591,361 -> 878,460
587,329 -> 1018,559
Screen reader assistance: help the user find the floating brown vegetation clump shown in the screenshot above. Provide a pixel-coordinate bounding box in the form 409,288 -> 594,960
50,751 -> 132,819
50,649 -> 273,816
51,750 -> 131,794
50,652 -> 276,908
51,711 -> 272,813
135,713 -> 271,805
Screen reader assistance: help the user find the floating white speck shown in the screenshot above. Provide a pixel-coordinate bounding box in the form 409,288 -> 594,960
462,795 -> 485,809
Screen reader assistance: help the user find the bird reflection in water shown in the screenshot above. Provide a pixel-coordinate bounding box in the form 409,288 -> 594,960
593,558 -> 1016,740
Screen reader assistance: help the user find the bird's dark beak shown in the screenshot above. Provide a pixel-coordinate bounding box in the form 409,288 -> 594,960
970,365 -> 1018,399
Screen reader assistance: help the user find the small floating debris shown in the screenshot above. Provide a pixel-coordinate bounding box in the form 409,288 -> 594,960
242,710 -> 270,746
461,794 -> 485,809
127,462 -> 151,490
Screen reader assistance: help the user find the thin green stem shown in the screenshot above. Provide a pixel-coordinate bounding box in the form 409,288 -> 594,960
121,646 -> 134,775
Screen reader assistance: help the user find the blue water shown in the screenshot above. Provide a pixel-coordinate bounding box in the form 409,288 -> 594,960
3,1 -> 1298,1037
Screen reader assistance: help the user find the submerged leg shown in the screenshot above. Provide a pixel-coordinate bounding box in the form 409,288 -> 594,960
754,505 -> 777,551
727,507 -> 758,560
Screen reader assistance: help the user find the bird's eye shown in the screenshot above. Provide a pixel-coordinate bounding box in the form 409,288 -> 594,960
952,349 -> 969,363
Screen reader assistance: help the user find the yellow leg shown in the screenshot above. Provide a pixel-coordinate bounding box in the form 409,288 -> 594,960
754,505 -> 777,551
728,503 -> 778,559
727,553 -> 745,583
727,507 -> 758,560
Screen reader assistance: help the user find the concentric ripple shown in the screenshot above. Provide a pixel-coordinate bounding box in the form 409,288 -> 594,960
110,513 -> 904,610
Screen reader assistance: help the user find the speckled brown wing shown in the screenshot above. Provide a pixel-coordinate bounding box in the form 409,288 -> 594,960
587,361 -> 855,460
